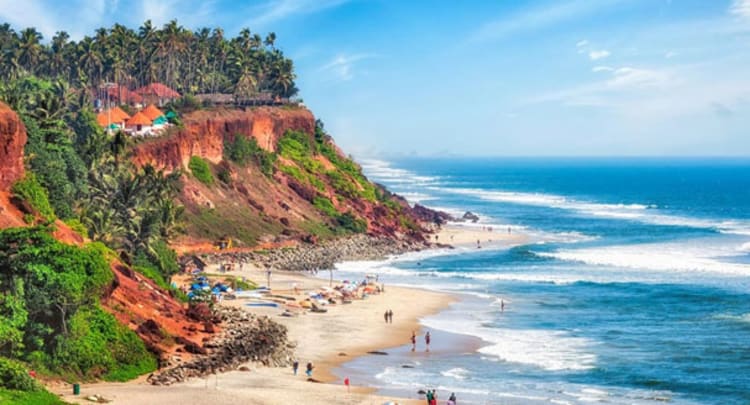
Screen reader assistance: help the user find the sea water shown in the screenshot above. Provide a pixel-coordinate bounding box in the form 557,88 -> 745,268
333,158 -> 750,405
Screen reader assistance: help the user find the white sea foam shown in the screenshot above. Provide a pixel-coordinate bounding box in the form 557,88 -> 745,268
739,242 -> 750,252
360,159 -> 440,186
440,367 -> 470,380
423,314 -> 597,371
432,186 -> 750,235
537,240 -> 750,277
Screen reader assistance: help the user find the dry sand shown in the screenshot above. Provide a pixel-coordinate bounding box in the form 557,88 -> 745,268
436,223 -> 529,249
57,269 -> 451,405
55,225 -> 527,404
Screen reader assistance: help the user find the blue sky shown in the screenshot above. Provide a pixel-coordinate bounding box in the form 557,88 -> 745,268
1,0 -> 749,157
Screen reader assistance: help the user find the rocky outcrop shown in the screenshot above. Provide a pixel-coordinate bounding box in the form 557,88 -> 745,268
412,203 -> 454,226
205,234 -> 433,271
148,307 -> 293,385
0,102 -> 26,189
132,106 -> 315,171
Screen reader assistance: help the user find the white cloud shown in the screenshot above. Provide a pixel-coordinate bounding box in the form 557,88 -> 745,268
606,67 -> 671,89
592,66 -> 614,73
730,0 -> 750,19
576,39 -> 589,48
589,50 -> 610,60
245,0 -> 350,28
471,0 -> 622,42
664,51 -> 677,58
319,53 -> 376,81
0,0 -> 58,38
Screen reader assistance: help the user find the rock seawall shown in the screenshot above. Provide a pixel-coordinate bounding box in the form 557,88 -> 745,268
148,307 -> 293,385
203,234 -> 438,271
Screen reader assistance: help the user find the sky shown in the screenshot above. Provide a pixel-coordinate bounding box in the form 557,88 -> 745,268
1,0 -> 749,157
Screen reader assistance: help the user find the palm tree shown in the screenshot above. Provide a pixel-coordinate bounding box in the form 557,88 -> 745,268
17,28 -> 43,73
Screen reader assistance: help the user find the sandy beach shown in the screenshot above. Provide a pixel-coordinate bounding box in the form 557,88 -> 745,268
436,223 -> 530,248
55,225 -> 525,404
57,270 -> 452,405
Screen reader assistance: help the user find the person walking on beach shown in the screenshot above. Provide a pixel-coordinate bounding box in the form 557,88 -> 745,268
411,331 -> 417,352
448,392 -> 457,405
431,390 -> 438,405
306,362 -> 314,378
426,389 -> 433,405
388,309 -> 394,323
425,331 -> 431,352
292,360 -> 299,375
384,310 -> 389,323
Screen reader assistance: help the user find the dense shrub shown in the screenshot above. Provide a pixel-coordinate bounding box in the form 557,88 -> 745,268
313,196 -> 338,217
0,358 -> 38,391
336,212 -> 368,233
52,305 -> 156,381
224,136 -> 276,177
277,130 -> 313,161
188,156 -> 214,185
11,174 -> 55,222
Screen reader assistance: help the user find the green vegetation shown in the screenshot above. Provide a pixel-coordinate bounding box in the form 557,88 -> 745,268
186,206 -> 283,247
0,388 -> 65,405
188,156 -> 214,185
63,218 -> 88,237
80,161 -> 183,280
0,358 -> 39,391
0,21 -> 297,99
1,77 -> 88,219
53,306 -> 156,381
313,196 -> 337,217
0,227 -> 156,383
224,135 -> 276,177
11,174 -> 55,222
278,130 -> 313,161
336,212 -> 368,233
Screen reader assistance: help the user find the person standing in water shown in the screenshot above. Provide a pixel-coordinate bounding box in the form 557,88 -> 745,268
411,331 -> 417,352
425,331 -> 431,352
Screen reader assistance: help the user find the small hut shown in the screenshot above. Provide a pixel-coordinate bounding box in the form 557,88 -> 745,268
125,111 -> 152,135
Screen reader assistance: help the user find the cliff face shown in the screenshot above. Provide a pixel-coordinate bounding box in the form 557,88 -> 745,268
0,102 -> 26,189
132,106 -> 315,171
130,105 -> 441,251
0,102 -> 26,228
0,102 -> 206,356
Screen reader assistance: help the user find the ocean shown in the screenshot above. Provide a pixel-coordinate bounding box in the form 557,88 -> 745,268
332,158 -> 750,404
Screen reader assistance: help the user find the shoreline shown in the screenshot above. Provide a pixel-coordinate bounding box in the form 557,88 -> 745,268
56,224 -> 526,404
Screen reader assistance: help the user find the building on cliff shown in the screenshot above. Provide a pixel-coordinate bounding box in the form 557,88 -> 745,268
134,83 -> 181,106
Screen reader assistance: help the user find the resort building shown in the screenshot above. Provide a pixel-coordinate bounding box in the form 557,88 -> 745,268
125,111 -> 153,135
134,83 -> 181,106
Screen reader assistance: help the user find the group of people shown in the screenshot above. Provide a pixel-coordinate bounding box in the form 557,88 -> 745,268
424,389 -> 457,405
383,309 -> 394,323
291,360 -> 315,378
411,330 -> 431,352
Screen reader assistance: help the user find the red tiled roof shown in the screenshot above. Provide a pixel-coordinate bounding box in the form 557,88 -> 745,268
141,104 -> 165,121
110,106 -> 131,122
134,83 -> 181,99
106,85 -> 143,104
126,111 -> 152,126
96,112 -> 109,127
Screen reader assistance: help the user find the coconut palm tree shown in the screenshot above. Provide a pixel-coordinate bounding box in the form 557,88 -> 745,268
17,28 -> 43,73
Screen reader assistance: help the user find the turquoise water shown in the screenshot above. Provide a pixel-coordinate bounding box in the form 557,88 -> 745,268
334,158 -> 750,404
